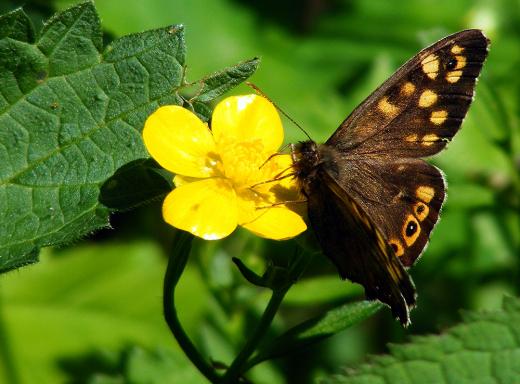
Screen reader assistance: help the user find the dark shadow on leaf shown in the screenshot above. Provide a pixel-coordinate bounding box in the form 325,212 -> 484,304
99,159 -> 173,211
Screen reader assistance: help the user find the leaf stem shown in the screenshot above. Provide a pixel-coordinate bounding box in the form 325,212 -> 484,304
163,233 -> 220,383
221,286 -> 290,383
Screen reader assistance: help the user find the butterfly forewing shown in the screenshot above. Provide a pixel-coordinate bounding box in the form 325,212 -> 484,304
327,29 -> 489,158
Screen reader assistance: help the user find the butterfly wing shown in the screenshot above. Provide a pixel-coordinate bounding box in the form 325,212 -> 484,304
334,157 -> 445,267
327,29 -> 489,157
306,168 -> 416,325
325,30 -> 489,266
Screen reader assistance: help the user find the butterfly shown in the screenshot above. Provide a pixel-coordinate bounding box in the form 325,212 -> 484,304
291,30 -> 489,326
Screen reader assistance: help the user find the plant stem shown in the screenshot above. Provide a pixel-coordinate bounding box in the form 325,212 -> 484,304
163,233 -> 220,383
221,286 -> 290,383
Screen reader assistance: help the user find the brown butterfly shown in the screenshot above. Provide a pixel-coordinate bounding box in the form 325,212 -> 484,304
291,30 -> 489,325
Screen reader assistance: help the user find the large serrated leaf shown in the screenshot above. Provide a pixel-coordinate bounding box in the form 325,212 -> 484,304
0,1 -> 259,273
321,296 -> 520,384
0,7 -> 35,42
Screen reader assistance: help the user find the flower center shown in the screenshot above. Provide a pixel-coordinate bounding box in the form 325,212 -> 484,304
219,139 -> 266,187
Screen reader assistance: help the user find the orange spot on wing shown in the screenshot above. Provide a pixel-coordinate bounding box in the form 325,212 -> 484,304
451,45 -> 464,54
419,90 -> 437,107
378,97 -> 399,117
416,186 -> 435,203
430,110 -> 448,125
421,54 -> 439,79
402,215 -> 421,246
421,133 -> 439,146
389,239 -> 405,257
414,202 -> 429,221
446,70 -> 463,83
401,82 -> 416,96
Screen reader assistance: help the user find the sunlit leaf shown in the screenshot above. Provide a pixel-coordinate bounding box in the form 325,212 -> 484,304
0,2 -> 258,273
322,296 -> 520,384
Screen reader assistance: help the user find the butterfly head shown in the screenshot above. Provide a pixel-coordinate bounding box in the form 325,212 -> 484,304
290,141 -> 321,179
291,141 -> 340,186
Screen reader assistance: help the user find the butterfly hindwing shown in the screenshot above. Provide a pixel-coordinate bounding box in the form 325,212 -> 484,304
306,169 -> 416,325
333,157 -> 445,266
327,29 -> 489,158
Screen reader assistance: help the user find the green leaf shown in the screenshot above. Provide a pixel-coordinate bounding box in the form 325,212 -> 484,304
321,296 -> 520,384
191,57 -> 260,103
232,256 -> 269,288
252,301 -> 382,365
284,275 -> 363,306
99,159 -> 172,210
0,8 -> 35,42
190,57 -> 260,120
0,2 -> 259,273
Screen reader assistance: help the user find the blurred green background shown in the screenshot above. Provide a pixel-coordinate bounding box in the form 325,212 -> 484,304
0,0 -> 518,383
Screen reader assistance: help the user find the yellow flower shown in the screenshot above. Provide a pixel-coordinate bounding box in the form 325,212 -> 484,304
142,94 -> 307,240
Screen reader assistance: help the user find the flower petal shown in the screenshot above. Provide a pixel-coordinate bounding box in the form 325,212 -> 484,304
241,206 -> 307,240
174,174 -> 202,187
163,178 -> 238,240
143,106 -> 220,177
266,154 -> 294,180
212,95 -> 283,154
251,154 -> 304,209
262,154 -> 300,193
236,187 -> 307,240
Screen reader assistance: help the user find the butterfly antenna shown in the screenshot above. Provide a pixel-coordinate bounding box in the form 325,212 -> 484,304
246,82 -> 312,141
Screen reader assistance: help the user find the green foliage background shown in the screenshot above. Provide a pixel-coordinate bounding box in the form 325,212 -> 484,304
0,0 -> 518,383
